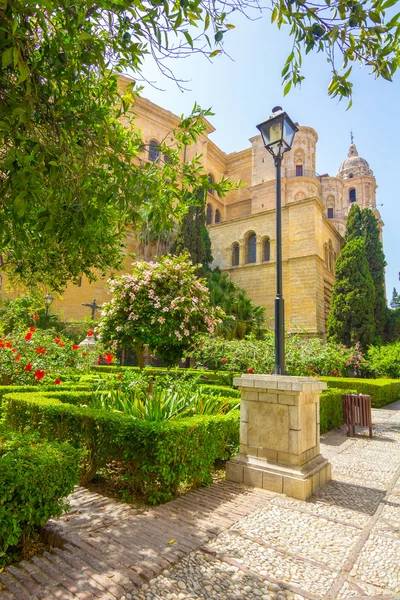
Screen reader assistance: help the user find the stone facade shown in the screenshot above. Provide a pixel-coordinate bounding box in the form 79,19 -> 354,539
2,75 -> 383,333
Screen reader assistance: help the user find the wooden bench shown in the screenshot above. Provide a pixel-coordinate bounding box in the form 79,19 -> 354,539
342,394 -> 373,438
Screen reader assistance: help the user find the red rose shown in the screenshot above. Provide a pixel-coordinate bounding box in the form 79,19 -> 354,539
96,357 -> 102,364
0,342 -> 4,348
222,358 -> 227,364
105,353 -> 113,364
72,344 -> 79,350
87,330 -> 94,337
30,326 -> 35,332
333,370 -> 340,376
33,313 -> 38,321
36,347 -> 46,354
15,354 -> 21,361
5,342 -> 12,348
25,363 -> 32,371
25,333 -> 32,341
54,379 -> 62,385
247,368 -> 254,374
11,348 -> 16,353
34,369 -> 45,381
59,342 -> 65,347
82,353 -> 87,357
55,337 -> 61,344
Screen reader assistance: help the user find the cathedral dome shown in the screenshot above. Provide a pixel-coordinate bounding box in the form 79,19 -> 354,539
337,142 -> 373,179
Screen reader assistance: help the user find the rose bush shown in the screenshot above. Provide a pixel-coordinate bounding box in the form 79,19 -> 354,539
0,326 -> 96,385
190,334 -> 368,377
97,254 -> 224,368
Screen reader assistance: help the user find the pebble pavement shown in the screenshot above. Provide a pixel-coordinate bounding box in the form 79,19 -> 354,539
1,401 -> 400,600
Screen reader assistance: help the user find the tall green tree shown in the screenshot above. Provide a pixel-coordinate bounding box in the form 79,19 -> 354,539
361,208 -> 387,339
170,191 -> 213,271
344,204 -> 363,243
391,288 -> 400,309
327,238 -> 376,349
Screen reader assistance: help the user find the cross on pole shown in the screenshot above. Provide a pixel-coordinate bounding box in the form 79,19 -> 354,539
350,131 -> 354,144
82,298 -> 101,320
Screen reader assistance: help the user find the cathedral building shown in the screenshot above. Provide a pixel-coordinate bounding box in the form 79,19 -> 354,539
4,75 -> 383,334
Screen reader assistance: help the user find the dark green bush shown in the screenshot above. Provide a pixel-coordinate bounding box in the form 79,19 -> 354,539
320,377 -> 400,408
320,388 -> 356,434
2,392 -> 239,504
0,424 -> 80,567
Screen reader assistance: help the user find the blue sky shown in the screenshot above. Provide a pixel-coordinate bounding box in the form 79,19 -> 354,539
132,11 -> 399,302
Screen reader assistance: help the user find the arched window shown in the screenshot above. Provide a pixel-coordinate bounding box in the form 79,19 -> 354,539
327,208 -> 334,219
148,140 -> 160,162
349,188 -> 356,203
208,173 -> 214,195
263,238 -> 271,262
206,203 -> 213,225
232,243 -> 239,267
246,233 -> 256,264
214,209 -> 221,224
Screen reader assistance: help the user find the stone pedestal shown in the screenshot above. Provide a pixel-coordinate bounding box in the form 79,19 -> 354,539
226,375 -> 331,500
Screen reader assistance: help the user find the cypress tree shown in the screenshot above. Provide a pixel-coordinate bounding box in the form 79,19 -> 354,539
344,204 -> 363,243
391,288 -> 400,309
327,238 -> 376,350
170,190 -> 213,270
361,208 -> 387,339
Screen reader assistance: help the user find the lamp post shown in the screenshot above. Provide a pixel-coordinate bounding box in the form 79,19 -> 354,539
256,107 -> 298,375
43,294 -> 54,328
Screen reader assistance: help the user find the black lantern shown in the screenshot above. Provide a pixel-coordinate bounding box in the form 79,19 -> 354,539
256,106 -> 298,162
256,107 -> 297,375
43,294 -> 53,328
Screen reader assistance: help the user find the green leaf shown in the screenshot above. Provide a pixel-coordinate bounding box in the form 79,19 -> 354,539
184,30 -> 193,47
13,196 -> 27,218
209,49 -> 222,57
2,48 -> 13,68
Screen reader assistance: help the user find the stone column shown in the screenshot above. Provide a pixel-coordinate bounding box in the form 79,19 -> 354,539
226,374 -> 331,500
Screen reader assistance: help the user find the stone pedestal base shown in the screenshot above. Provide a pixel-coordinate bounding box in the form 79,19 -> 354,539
226,453 -> 331,501
225,374 -> 332,501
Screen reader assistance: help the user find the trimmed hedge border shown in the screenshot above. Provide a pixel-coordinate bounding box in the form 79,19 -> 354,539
0,424 -> 80,567
90,365 -> 239,386
320,377 -> 400,408
2,392 -> 240,505
320,388 -> 356,434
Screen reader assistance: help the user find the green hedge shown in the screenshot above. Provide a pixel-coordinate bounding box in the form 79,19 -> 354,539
320,377 -> 400,408
2,392 -> 239,505
199,384 -> 240,398
0,424 -> 80,567
90,365 -> 238,386
0,386 -> 92,415
319,388 -> 356,434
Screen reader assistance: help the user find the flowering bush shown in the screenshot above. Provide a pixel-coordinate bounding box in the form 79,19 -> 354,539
190,334 -> 368,377
0,326 -> 96,385
98,254 -> 224,368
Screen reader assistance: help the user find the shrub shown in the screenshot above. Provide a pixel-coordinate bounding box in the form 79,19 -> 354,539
97,254 -> 225,368
320,388 -> 356,434
2,392 -> 239,504
89,365 -> 238,386
320,377 -> 400,408
0,326 -> 96,385
367,342 -> 400,379
190,335 -> 367,377
0,424 -> 80,567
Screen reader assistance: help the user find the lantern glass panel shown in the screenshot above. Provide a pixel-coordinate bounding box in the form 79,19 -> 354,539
283,118 -> 296,148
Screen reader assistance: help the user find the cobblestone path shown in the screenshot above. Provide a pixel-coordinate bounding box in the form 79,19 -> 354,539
1,401 -> 400,600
